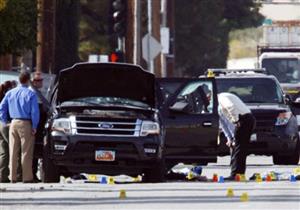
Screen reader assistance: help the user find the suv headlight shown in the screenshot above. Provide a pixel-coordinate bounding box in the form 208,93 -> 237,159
275,112 -> 292,126
140,121 -> 160,136
52,118 -> 72,134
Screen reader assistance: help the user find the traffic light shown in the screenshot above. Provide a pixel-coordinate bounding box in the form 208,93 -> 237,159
109,50 -> 125,63
112,0 -> 127,37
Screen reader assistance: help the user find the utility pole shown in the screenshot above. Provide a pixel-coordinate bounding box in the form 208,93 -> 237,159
133,0 -> 141,65
145,0 -> 161,75
166,0 -> 175,76
147,0 -> 153,73
160,0 -> 167,77
125,0 -> 134,63
36,0 -> 56,73
152,0 -> 161,77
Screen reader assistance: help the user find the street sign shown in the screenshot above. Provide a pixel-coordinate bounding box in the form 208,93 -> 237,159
160,27 -> 170,54
88,55 -> 99,63
88,54 -> 109,63
142,34 -> 162,62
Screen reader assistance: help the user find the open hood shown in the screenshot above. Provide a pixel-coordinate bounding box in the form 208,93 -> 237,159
56,63 -> 155,107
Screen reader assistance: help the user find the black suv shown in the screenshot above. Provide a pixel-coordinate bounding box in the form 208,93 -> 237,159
42,63 -> 165,182
207,69 -> 300,165
42,63 -> 220,183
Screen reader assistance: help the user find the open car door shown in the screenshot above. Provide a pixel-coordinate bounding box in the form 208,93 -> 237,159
157,77 -> 219,168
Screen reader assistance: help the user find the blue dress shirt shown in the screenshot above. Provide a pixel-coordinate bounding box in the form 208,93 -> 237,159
0,85 -> 40,129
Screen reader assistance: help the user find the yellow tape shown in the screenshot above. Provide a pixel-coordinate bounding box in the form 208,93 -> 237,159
286,90 -> 299,94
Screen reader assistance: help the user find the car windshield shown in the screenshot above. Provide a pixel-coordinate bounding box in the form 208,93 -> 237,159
262,58 -> 300,83
216,78 -> 284,104
60,97 -> 151,109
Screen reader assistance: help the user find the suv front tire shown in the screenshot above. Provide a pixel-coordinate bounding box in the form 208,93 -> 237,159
273,137 -> 300,165
41,143 -> 60,183
143,158 -> 166,183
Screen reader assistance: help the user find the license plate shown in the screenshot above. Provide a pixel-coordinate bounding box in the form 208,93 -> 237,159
95,150 -> 115,161
250,133 -> 257,142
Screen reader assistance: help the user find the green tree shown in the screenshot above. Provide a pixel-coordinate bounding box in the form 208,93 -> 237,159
79,0 -> 111,61
174,0 -> 264,77
0,0 -> 37,55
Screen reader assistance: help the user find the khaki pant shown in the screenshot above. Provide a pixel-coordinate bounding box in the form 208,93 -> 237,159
9,120 -> 34,182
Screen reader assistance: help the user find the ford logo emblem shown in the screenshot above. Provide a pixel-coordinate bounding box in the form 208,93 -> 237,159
98,123 -> 113,129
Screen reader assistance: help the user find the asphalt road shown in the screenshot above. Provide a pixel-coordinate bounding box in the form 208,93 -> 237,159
0,156 -> 299,210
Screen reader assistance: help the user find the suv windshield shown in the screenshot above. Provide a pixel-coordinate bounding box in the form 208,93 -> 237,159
262,58 -> 300,83
216,78 -> 284,104
60,97 -> 150,109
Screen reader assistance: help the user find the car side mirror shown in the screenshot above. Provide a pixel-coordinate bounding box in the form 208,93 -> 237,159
284,94 -> 292,105
169,101 -> 189,113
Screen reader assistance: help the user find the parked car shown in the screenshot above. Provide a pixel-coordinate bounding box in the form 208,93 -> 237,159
205,69 -> 300,165
42,63 -> 220,183
0,70 -> 19,84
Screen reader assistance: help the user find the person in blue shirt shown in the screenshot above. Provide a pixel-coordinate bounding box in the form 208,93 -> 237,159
0,71 -> 40,183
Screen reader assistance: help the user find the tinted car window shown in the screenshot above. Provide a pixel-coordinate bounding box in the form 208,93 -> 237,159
216,78 -> 284,104
158,81 -> 184,102
174,81 -> 214,114
262,58 -> 300,83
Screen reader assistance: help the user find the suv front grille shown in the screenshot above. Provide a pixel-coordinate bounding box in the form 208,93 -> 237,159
252,112 -> 277,132
74,116 -> 142,137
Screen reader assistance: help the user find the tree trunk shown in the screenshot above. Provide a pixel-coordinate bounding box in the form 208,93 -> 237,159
36,0 -> 56,73
0,54 -> 12,70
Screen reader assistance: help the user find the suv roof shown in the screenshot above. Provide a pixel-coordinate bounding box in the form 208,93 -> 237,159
202,68 -> 277,80
205,68 -> 284,105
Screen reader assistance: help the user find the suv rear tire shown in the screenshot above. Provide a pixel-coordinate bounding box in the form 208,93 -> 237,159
273,138 -> 300,165
41,143 -> 60,183
143,158 -> 166,183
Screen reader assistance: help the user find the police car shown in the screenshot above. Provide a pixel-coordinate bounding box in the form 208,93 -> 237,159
206,69 -> 300,165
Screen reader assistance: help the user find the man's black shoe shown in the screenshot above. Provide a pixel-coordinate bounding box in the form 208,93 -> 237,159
23,179 -> 38,183
0,179 -> 10,183
33,176 -> 41,183
224,176 -> 236,181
